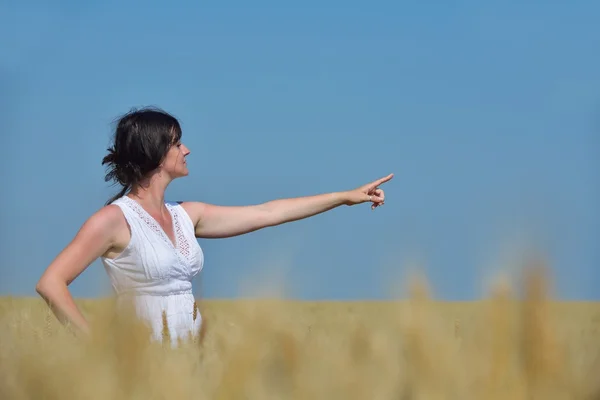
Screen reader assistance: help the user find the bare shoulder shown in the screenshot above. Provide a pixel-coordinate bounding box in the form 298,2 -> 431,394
83,204 -> 127,233
76,204 -> 131,257
178,201 -> 208,227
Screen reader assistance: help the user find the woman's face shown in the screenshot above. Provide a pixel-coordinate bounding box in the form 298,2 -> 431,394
161,140 -> 191,179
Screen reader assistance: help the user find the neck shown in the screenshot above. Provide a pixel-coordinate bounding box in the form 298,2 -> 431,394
128,171 -> 172,212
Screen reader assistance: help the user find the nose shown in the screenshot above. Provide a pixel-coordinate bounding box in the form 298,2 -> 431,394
182,144 -> 191,156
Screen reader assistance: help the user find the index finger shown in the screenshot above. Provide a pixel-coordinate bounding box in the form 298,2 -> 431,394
372,173 -> 394,188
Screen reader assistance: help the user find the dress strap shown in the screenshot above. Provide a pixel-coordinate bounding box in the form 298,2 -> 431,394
110,197 -> 139,231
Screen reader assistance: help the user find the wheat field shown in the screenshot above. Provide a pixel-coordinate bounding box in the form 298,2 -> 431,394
1,266 -> 599,400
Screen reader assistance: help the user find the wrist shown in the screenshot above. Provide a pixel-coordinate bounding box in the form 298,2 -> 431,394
337,191 -> 352,206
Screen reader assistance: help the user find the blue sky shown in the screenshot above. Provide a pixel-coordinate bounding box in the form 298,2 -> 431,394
1,0 -> 598,300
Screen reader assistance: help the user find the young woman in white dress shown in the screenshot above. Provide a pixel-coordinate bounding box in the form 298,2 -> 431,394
35,107 -> 393,346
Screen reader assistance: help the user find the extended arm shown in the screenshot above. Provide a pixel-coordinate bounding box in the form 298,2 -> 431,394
181,173 -> 393,239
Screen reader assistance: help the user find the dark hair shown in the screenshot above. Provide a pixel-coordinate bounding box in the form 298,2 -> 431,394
102,107 -> 182,205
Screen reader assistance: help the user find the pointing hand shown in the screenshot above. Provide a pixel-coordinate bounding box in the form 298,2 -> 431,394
344,173 -> 394,210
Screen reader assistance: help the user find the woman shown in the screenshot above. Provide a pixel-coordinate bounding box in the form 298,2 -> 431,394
35,107 -> 393,346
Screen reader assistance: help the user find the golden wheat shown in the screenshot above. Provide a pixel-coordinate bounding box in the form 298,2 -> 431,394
0,266 -> 599,400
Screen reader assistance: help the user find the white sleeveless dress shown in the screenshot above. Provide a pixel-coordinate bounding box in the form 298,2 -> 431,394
100,196 -> 205,346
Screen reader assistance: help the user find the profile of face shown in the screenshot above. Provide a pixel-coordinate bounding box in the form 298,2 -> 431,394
160,140 -> 191,179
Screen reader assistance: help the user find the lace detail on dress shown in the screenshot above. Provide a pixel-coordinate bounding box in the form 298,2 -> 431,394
169,205 -> 190,259
121,197 -> 190,260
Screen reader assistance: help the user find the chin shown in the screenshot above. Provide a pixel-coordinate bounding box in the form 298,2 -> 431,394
171,170 -> 189,179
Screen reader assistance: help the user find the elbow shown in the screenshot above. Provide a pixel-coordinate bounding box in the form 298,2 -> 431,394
36,276 -> 61,299
253,203 -> 279,228
35,279 -> 50,298
262,208 -> 282,228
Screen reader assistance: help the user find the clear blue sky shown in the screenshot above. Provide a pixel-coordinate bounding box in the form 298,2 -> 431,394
1,0 -> 598,301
